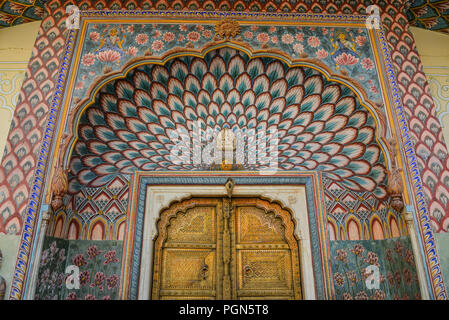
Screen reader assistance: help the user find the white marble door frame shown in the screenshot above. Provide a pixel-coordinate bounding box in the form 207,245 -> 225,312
138,184 -> 316,300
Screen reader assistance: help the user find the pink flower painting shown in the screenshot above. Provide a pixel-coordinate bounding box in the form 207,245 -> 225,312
135,33 -> 149,45
96,50 -> 121,63
334,52 -> 359,66
152,40 -> 164,52
316,49 -> 328,59
81,53 -> 96,66
307,36 -> 321,48
281,34 -> 294,44
89,31 -> 100,42
361,57 -> 374,70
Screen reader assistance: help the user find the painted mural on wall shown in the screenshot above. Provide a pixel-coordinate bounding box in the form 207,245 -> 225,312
35,236 -> 123,300
72,22 -> 383,107
330,237 -> 421,300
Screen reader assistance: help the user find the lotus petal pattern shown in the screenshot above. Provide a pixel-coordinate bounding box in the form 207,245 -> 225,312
69,48 -> 387,197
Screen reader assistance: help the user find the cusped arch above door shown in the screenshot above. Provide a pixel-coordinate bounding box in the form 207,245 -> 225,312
61,44 -> 391,199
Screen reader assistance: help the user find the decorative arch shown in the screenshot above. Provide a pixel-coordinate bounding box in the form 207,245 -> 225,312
370,215 -> 385,240
62,41 -> 391,170
346,216 -> 361,240
58,45 -> 394,208
67,217 -> 81,240
52,212 -> 66,238
89,218 -> 107,240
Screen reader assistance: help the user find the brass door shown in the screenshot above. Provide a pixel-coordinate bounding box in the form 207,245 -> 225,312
151,197 -> 302,300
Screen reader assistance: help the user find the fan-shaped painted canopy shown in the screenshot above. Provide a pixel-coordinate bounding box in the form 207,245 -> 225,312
68,48 -> 388,198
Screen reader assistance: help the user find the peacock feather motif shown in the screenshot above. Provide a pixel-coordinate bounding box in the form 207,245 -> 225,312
69,48 -> 387,198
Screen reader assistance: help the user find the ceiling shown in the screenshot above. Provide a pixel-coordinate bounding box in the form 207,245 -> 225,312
0,0 -> 46,28
406,0 -> 449,34
0,1 -> 448,32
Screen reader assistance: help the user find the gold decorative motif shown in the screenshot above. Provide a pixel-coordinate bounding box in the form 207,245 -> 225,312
214,18 -> 240,41
152,196 -> 302,300
50,166 -> 68,211
387,139 -> 404,212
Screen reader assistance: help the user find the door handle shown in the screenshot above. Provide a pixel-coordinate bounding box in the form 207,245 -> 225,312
200,264 -> 209,280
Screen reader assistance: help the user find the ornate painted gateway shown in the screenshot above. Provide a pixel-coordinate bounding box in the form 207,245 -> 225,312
1,1 -> 449,300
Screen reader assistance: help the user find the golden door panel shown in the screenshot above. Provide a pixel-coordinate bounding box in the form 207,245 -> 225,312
166,206 -> 216,244
152,196 -> 302,300
161,249 -> 216,291
152,198 -> 223,300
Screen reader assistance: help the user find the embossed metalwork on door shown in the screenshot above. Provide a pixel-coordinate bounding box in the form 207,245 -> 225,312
151,197 -> 302,300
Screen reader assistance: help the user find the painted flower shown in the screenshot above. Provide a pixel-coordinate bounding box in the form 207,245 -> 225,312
178,34 -> 185,42
346,270 -> 358,284
405,249 -> 414,265
244,31 -> 253,39
281,34 -> 294,44
387,273 -> 394,286
179,24 -> 187,32
202,30 -> 212,38
363,251 -> 380,266
196,25 -> 204,32
135,33 -> 149,45
96,50 -> 121,63
72,254 -> 87,267
85,294 -> 96,300
40,249 -> 50,267
90,272 -> 106,290
316,49 -> 328,59
402,294 -> 410,300
153,30 -> 161,38
394,271 -> 402,286
75,82 -> 84,90
269,26 -> 277,33
295,33 -> 304,42
335,249 -> 348,262
334,272 -> 345,287
104,250 -> 119,265
371,289 -> 386,300
350,244 -> 365,256
50,241 -> 58,255
386,248 -> 393,261
86,245 -> 102,259
152,40 -> 164,52
187,31 -> 200,42
41,269 -> 50,283
370,86 -> 379,94
322,28 -> 329,35
127,46 -> 138,56
342,293 -> 353,300
361,57 -> 374,70
89,71 -> 96,76
163,32 -> 175,42
293,43 -> 304,54
126,25 -> 134,33
356,35 -> 367,47
394,241 -> 403,255
89,31 -> 100,42
106,274 -> 119,290
355,291 -> 369,300
334,53 -> 359,66
66,292 -> 77,300
271,36 -> 278,44
404,268 -> 412,284
307,36 -> 321,48
251,25 -> 259,32
57,273 -> 65,287
80,270 -> 90,286
103,295 -> 111,300
256,32 -> 269,43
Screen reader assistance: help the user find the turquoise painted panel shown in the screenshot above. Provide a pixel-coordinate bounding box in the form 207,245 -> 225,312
35,237 -> 123,300
330,236 -> 421,300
